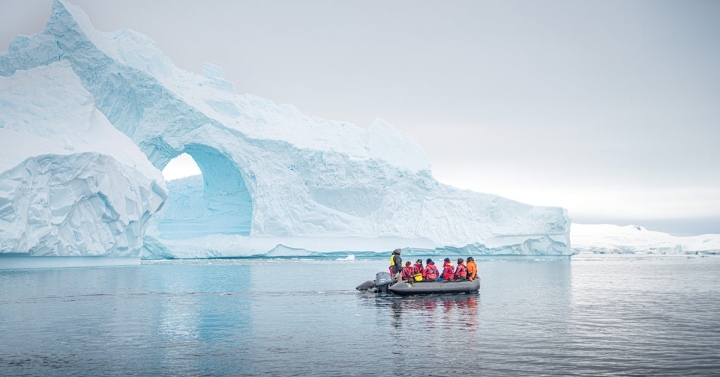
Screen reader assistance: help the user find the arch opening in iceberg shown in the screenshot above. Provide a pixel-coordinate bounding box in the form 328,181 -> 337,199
156,144 -> 253,240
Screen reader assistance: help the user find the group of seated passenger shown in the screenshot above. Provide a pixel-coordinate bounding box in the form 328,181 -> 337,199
401,257 -> 477,282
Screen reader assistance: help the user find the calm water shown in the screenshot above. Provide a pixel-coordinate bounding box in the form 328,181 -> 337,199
1,255 -> 719,376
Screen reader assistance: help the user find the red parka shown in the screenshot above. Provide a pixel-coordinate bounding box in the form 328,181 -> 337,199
454,263 -> 468,279
401,265 -> 415,281
441,262 -> 454,280
424,263 -> 439,280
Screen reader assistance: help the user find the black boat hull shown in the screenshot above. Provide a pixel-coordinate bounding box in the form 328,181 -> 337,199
388,279 -> 480,296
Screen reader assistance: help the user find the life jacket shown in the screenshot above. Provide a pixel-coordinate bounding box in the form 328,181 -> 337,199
413,264 -> 424,281
442,262 -> 454,280
467,260 -> 478,280
401,265 -> 415,280
424,263 -> 439,279
389,253 -> 402,274
454,263 -> 468,279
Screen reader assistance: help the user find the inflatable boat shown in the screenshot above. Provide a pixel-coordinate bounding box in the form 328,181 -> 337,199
356,272 -> 480,296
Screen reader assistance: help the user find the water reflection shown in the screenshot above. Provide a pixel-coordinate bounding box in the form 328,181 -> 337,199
149,264 -> 254,374
362,294 -> 480,332
3,258 -> 718,376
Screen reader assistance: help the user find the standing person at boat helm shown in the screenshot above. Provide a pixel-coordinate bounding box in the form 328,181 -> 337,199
389,248 -> 403,282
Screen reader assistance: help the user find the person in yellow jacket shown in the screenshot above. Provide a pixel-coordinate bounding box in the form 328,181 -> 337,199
467,257 -> 478,281
389,248 -> 402,282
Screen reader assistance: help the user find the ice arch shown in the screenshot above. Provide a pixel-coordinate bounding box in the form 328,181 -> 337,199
155,144 -> 252,239
0,0 -> 572,257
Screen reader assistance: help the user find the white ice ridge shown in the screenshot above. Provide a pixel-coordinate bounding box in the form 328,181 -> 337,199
0,63 -> 166,256
572,224 -> 720,255
0,0 -> 571,258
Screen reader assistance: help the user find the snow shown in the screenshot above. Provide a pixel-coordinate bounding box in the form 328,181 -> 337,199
572,224 -> 720,255
0,62 -> 166,256
0,0 -> 572,258
0,62 -> 162,181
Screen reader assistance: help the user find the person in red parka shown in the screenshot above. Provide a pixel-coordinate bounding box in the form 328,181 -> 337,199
423,258 -> 439,281
441,258 -> 454,281
454,258 -> 468,280
413,259 -> 425,281
401,261 -> 415,281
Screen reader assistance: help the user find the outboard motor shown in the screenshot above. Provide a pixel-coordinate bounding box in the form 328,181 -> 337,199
356,271 -> 394,294
355,280 -> 377,292
374,272 -> 392,294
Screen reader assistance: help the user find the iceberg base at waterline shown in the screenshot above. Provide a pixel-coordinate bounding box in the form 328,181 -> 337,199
0,254 -> 140,269
141,231 -> 571,259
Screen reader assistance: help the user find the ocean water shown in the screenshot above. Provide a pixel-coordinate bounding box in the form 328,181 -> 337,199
0,255 -> 719,376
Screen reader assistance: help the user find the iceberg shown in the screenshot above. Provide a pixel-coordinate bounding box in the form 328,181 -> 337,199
0,62 -> 166,256
572,224 -> 720,255
0,0 -> 571,258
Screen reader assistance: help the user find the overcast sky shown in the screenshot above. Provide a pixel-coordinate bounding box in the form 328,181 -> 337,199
2,0 -> 718,235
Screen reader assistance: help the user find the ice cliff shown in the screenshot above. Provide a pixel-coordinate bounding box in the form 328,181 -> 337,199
0,63 -> 166,256
0,0 -> 571,258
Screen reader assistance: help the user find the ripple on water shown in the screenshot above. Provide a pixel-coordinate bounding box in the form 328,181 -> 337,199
0,256 -> 719,376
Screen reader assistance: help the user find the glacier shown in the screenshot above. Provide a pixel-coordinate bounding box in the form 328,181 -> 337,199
572,224 -> 720,255
0,0 -> 571,258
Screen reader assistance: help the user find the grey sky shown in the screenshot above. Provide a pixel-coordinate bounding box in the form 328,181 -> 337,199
2,0 -> 719,235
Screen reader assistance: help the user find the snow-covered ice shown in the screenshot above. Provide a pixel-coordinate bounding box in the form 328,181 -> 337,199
0,62 -> 166,256
572,224 -> 720,255
0,0 -> 572,258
